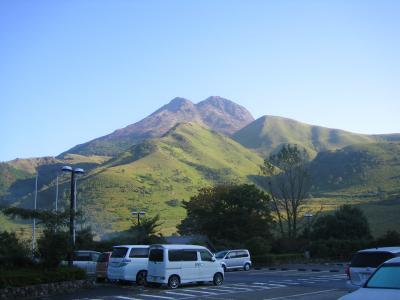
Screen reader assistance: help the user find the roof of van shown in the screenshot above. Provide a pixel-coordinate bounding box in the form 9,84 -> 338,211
150,244 -> 208,250
358,247 -> 400,254
112,245 -> 149,248
383,257 -> 400,265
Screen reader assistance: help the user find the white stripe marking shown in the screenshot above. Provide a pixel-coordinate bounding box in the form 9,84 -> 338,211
115,296 -> 143,300
180,289 -> 218,295
263,288 -> 339,300
139,294 -> 175,299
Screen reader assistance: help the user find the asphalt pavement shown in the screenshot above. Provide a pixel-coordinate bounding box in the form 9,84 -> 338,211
39,265 -> 354,300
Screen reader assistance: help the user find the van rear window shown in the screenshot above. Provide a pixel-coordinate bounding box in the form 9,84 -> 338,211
169,250 -> 198,261
111,247 -> 128,258
149,249 -> 164,262
129,248 -> 149,258
351,252 -> 395,268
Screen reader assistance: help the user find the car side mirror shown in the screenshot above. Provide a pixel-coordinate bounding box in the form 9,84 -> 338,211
212,257 -> 216,262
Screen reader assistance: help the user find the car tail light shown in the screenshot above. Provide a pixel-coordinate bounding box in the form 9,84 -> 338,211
345,264 -> 351,279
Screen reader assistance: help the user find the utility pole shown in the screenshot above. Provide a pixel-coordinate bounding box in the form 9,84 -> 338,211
32,173 -> 38,256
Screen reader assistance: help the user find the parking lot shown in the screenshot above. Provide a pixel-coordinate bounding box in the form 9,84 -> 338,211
41,265 -> 352,300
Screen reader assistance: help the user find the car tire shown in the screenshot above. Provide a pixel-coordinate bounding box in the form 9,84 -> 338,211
136,270 -> 147,286
213,273 -> 223,286
168,275 -> 180,289
244,263 -> 251,271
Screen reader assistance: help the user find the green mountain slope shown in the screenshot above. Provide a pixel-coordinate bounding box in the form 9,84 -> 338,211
232,115 -> 400,158
4,123 -> 263,236
310,142 -> 400,194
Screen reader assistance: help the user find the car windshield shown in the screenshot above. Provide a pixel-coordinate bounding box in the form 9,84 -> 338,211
215,251 -> 228,259
351,252 -> 395,268
111,247 -> 128,258
366,265 -> 400,289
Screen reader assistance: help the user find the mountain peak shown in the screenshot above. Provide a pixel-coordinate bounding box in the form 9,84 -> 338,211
161,97 -> 195,113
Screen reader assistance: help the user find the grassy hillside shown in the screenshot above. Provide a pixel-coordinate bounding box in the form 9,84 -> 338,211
7,123 -> 263,236
232,115 -> 400,158
310,142 -> 400,195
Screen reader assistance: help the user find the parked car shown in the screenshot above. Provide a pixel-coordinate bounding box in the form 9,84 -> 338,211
107,245 -> 149,285
64,250 -> 101,275
147,244 -> 224,289
214,249 -> 252,271
339,256 -> 400,300
96,251 -> 112,282
347,247 -> 400,287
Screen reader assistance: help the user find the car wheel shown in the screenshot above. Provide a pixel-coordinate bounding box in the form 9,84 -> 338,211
213,273 -> 223,286
136,270 -> 147,286
244,263 -> 250,271
168,275 -> 180,289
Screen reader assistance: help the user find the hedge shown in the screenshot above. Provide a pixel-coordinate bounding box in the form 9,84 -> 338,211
252,253 -> 304,266
0,267 -> 86,289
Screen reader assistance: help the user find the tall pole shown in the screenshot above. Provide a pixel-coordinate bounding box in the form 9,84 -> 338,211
137,213 -> 140,226
68,171 -> 75,267
32,173 -> 38,255
55,174 -> 59,212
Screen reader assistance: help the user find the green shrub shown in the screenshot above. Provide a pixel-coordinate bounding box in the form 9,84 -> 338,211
0,267 -> 86,288
252,253 -> 304,266
309,239 -> 371,260
0,231 -> 32,268
37,230 -> 69,268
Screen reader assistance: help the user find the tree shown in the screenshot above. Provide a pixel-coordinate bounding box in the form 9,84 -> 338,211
128,214 -> 164,244
311,205 -> 372,240
260,144 -> 311,239
178,184 -> 273,245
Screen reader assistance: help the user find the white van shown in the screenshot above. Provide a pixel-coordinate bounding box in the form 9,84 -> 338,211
107,245 -> 149,285
147,244 -> 224,289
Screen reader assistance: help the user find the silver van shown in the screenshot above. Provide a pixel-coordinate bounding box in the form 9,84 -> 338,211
347,247 -> 400,287
215,249 -> 251,271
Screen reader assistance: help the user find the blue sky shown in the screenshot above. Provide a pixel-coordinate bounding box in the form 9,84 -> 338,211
1,0 -> 399,161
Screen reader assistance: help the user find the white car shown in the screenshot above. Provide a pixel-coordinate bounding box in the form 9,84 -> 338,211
215,249 -> 252,271
347,247 -> 400,287
339,256 -> 400,300
147,244 -> 224,289
107,245 -> 149,285
61,250 -> 100,275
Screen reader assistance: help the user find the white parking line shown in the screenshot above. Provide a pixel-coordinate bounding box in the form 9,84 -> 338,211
139,294 -> 175,299
165,291 -> 198,297
115,296 -> 144,300
263,288 -> 339,300
180,289 -> 218,295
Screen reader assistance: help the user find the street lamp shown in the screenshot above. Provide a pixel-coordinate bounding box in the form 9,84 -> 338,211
131,210 -> 146,226
62,166 -> 84,267
304,212 -> 313,237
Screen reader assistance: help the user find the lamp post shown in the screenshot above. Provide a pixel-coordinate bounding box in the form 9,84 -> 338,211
304,212 -> 313,238
131,210 -> 146,226
62,166 -> 84,267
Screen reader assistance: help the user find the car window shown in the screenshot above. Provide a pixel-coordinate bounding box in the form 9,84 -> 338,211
215,251 -> 228,259
149,249 -> 164,262
129,248 -> 149,258
91,253 -> 100,262
366,266 -> 400,289
228,252 -> 238,259
200,250 -> 213,262
97,253 -> 110,262
111,247 -> 129,258
351,252 -> 395,268
74,253 -> 91,261
169,250 -> 198,261
237,251 -> 248,258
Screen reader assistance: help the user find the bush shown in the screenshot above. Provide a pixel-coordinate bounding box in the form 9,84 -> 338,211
309,239 -> 371,260
37,230 -> 69,268
252,253 -> 304,266
0,231 -> 32,268
0,267 -> 86,288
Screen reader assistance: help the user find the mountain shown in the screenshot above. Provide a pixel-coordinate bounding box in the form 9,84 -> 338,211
3,123 -> 263,235
62,96 -> 254,157
232,115 -> 400,158
310,142 -> 400,195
